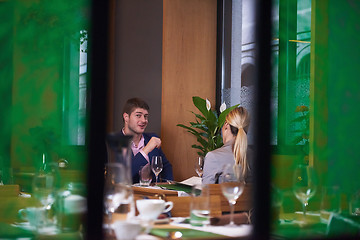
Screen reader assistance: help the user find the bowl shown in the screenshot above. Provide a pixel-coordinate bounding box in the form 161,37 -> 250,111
112,221 -> 142,240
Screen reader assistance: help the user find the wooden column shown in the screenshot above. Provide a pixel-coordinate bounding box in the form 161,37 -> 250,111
161,0 -> 217,181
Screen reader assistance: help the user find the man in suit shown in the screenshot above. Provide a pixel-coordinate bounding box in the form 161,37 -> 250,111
120,97 -> 173,183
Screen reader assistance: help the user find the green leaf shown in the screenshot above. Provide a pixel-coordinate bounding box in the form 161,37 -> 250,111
215,135 -> 223,146
191,112 -> 206,121
292,135 -> 305,145
218,104 -> 240,127
206,110 -> 218,131
292,129 -> 307,133
191,144 -> 204,151
291,115 -> 307,123
199,132 -> 209,138
177,124 -> 200,136
196,136 -> 208,149
190,122 -> 207,129
192,96 -> 209,118
187,131 -> 201,139
197,152 -> 205,157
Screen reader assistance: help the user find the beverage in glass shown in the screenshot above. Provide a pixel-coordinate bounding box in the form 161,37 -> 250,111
151,156 -> 163,184
190,184 -> 210,226
219,164 -> 245,227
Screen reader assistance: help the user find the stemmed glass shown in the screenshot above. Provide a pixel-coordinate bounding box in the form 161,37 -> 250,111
151,156 -> 163,184
220,163 -> 245,227
292,164 -> 318,223
194,156 -> 204,177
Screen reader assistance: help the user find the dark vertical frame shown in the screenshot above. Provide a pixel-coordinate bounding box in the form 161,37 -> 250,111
86,0 -> 109,239
216,0 -> 272,239
253,0 -> 272,239
216,0 -> 272,238
216,0 -> 232,111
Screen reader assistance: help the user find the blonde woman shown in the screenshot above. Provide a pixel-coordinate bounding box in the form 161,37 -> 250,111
202,106 -> 253,184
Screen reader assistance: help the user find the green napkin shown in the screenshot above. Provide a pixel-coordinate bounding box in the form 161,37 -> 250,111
157,183 -> 192,193
150,228 -> 225,239
0,222 -> 35,239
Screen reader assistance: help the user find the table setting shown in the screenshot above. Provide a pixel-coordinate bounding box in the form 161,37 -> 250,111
105,157 -> 253,240
108,212 -> 253,240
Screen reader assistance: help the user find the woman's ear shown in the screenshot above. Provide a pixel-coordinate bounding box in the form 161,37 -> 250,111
223,121 -> 229,130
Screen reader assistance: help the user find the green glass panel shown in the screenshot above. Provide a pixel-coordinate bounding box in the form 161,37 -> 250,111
271,0 -> 360,238
0,0 -> 90,237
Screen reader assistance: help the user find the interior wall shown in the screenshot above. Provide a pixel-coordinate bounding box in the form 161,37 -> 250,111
112,0 -> 163,135
162,0 -> 217,181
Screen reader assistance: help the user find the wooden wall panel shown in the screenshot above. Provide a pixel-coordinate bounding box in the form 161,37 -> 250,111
161,0 -> 217,181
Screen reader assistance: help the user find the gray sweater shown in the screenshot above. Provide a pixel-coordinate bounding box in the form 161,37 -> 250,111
202,140 -> 253,184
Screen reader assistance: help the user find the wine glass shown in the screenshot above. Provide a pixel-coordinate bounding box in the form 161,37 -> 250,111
151,156 -> 163,184
103,163 -> 131,224
292,164 -> 318,222
219,163 -> 245,227
194,156 -> 204,177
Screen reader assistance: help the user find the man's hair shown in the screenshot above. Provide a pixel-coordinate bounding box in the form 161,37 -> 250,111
122,98 -> 150,115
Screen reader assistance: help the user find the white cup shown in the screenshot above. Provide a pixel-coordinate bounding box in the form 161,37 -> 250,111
112,221 -> 142,240
18,207 -> 47,230
136,199 -> 173,220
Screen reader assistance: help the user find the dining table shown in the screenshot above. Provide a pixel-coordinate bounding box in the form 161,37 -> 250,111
104,183 -> 253,240
106,213 -> 253,240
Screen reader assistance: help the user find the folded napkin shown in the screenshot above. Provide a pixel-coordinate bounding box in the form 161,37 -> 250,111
210,212 -> 250,226
327,212 -> 360,236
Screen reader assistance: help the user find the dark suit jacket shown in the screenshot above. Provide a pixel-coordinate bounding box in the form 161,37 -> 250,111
117,132 -> 174,183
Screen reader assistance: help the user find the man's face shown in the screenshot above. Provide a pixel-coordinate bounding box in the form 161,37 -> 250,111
123,108 -> 149,135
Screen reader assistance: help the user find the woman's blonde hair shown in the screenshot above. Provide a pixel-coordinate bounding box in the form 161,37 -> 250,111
226,106 -> 250,177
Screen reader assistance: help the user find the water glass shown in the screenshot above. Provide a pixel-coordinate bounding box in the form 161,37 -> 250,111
320,186 -> 341,222
139,164 -> 152,186
349,191 -> 360,216
32,172 -> 56,209
190,184 -> 210,226
104,163 -> 135,223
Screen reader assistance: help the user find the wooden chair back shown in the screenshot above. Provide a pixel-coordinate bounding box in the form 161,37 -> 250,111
166,195 -> 222,217
208,183 -> 253,213
132,186 -> 222,217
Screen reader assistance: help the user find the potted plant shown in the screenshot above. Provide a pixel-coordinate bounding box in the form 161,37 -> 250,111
177,96 -> 239,157
292,105 -> 310,164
